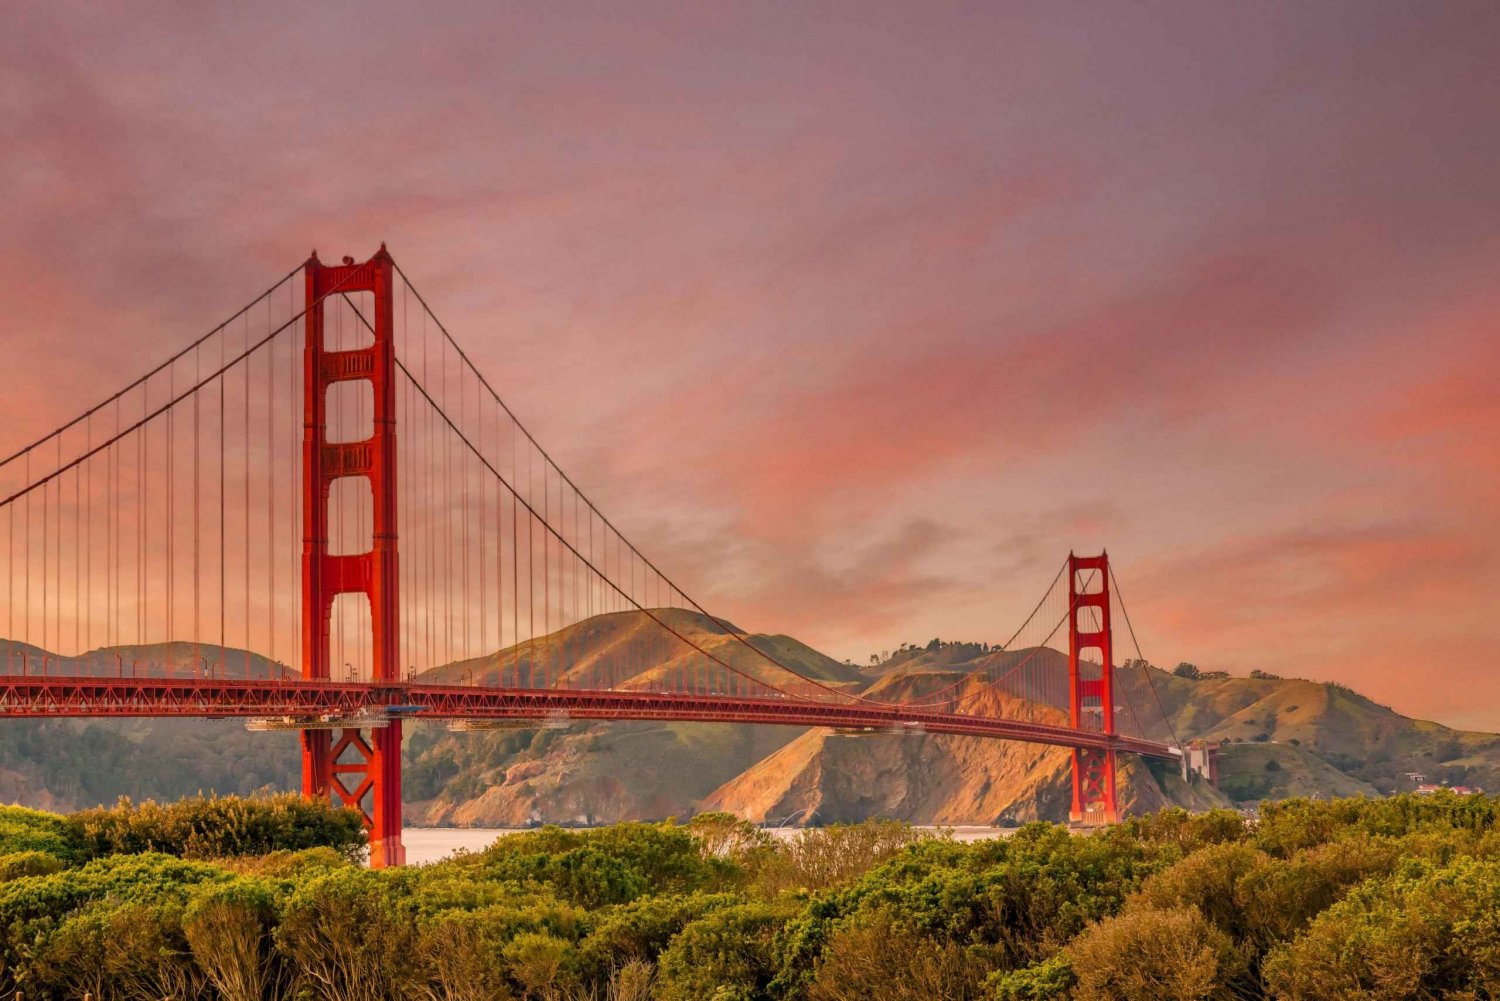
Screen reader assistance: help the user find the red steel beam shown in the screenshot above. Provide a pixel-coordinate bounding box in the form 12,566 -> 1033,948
0,675 -> 1178,760
302,247 -> 404,867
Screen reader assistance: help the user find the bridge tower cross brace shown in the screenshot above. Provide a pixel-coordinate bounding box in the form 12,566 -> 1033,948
1068,552 -> 1119,824
301,247 -> 405,867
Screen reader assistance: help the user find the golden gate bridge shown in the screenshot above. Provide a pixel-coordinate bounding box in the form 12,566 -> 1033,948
0,247 -> 1180,866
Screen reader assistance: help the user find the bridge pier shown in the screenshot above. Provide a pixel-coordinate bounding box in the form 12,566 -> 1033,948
1070,747 -> 1119,825
301,247 -> 405,867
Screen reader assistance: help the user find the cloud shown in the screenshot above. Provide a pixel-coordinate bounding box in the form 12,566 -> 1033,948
2,1 -> 1500,729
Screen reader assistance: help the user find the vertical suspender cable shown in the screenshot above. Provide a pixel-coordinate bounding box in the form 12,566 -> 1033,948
6,475 -> 11,669
497,403 -> 504,672
528,443 -> 535,685
462,366 -> 469,664
543,460 -> 550,686
84,415 -> 91,659
194,346 -> 201,675
511,418 -> 519,684
138,387 -> 145,647
24,452 -> 30,649
268,297 -> 276,670
442,337 -> 451,669
166,362 -> 174,661
111,402 -> 117,650
74,439 -> 81,656
219,316 -> 227,676
479,375 -> 487,662
42,445 -> 49,655
244,309 -> 252,674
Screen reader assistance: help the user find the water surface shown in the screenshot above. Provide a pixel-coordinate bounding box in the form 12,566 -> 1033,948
402,825 -> 1015,865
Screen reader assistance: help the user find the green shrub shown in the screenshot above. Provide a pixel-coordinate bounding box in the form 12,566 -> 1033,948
656,900 -> 795,1001
68,793 -> 366,861
0,803 -> 81,861
1066,905 -> 1244,1001
1264,856 -> 1500,998
0,849 -> 66,880
805,905 -> 987,1000
0,795 -> 1489,999
274,869 -> 424,999
469,821 -> 738,907
987,954 -> 1075,1000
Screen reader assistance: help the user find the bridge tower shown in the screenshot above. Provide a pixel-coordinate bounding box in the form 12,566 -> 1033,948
301,247 -> 405,867
1068,552 -> 1118,824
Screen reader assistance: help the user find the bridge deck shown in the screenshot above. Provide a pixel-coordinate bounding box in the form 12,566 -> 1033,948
0,674 -> 1177,760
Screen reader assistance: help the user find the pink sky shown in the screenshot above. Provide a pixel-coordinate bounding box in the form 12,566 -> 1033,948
2,3 -> 1498,727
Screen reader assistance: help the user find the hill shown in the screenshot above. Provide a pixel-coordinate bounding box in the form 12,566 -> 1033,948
0,620 -> 1494,823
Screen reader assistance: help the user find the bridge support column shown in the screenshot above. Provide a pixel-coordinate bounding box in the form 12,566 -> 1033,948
1068,552 -> 1119,824
301,247 -> 405,867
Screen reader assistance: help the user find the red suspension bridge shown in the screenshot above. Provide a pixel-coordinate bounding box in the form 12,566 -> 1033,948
0,247 -> 1180,866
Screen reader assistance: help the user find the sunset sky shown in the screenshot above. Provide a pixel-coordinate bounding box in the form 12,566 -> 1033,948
3,3 -> 1498,727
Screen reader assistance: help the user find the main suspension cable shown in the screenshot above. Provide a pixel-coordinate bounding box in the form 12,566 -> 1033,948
0,266 -> 300,475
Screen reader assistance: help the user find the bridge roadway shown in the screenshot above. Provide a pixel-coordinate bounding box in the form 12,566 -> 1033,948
0,674 -> 1178,760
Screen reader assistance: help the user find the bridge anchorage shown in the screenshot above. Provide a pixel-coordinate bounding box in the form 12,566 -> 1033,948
0,246 -> 1181,866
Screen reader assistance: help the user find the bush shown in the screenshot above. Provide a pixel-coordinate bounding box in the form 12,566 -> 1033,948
1234,835 -> 1401,952
503,930 -> 575,997
772,822 -> 1174,997
751,819 -> 931,895
472,821 -> 738,906
68,793 -> 367,862
184,878 -> 292,1001
1133,841 -> 1268,940
0,803 -> 81,861
0,849 -> 66,880
0,796 -> 1492,999
1264,856 -> 1500,998
274,869 -> 424,1000
655,900 -> 793,1001
987,954 -> 1075,1000
31,899 -> 207,1000
0,851 -> 230,937
1066,905 -> 1243,1001
576,892 -> 736,985
805,906 -> 985,1000
1254,791 -> 1500,857
1114,808 -> 1247,853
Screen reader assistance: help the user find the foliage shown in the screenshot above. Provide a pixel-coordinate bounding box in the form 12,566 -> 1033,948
0,849 -> 65,881
0,804 -> 81,862
986,954 -> 1075,1000
1263,856 -> 1500,999
1065,905 -> 1243,1000
655,899 -> 795,1001
751,819 -> 930,896
69,792 -> 367,862
770,822 -> 1174,998
805,905 -> 988,1000
1220,772 -> 1274,802
0,718 -> 298,809
0,794 -> 1495,999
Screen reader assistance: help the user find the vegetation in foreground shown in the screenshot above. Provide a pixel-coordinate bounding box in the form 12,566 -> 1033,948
1,793 -> 1499,998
